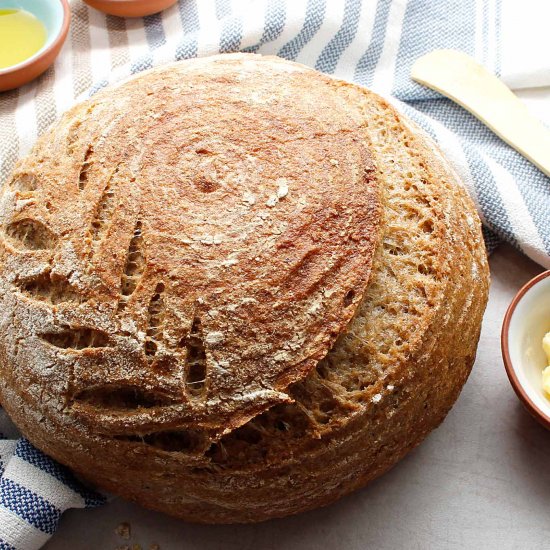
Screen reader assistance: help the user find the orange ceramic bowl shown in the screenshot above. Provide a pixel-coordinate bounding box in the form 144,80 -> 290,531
83,0 -> 178,17
0,0 -> 70,93
501,270 -> 550,431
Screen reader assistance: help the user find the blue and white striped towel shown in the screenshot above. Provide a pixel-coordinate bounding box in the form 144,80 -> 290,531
0,417 -> 104,550
0,0 -> 549,548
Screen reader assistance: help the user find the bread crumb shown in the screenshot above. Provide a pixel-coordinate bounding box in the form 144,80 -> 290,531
15,198 -> 35,211
200,234 -> 223,245
200,235 -> 215,245
242,192 -> 256,205
205,331 -> 224,345
221,258 -> 238,267
276,178 -> 289,198
273,351 -> 288,362
115,522 -> 131,540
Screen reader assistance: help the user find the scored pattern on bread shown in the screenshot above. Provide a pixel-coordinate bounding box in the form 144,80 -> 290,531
5,218 -> 57,250
9,173 -> 38,192
16,271 -> 83,304
144,282 -> 166,359
0,54 -> 384,442
183,315 -> 208,398
78,145 -> 94,191
0,55 -> 490,522
40,327 -> 110,349
75,386 -> 176,409
0,53 -> 382,439
66,105 -> 97,155
116,429 -> 210,454
118,220 -> 146,310
89,165 -> 122,252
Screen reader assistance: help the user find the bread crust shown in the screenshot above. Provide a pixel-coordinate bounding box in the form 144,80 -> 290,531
0,54 -> 381,440
0,54 -> 489,523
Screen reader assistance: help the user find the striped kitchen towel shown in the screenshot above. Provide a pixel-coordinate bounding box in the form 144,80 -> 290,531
0,0 -> 549,548
0,411 -> 105,550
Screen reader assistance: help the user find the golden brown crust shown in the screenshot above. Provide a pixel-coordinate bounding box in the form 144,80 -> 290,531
0,54 -> 381,440
0,54 -> 489,523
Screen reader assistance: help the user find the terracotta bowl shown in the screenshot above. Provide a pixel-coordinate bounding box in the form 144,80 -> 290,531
83,0 -> 178,17
502,270 -> 550,430
0,0 -> 70,93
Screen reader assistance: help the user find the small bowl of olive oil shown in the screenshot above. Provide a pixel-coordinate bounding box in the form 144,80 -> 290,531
0,0 -> 70,92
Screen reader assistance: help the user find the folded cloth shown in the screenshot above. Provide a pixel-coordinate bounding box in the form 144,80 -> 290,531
0,0 -> 549,548
0,412 -> 105,550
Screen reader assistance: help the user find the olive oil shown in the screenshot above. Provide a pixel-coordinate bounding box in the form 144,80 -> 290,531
0,9 -> 47,69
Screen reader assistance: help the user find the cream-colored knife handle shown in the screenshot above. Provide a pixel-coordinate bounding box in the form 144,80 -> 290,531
411,49 -> 550,179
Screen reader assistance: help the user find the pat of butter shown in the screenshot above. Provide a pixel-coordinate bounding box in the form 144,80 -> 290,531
543,366 -> 550,396
542,332 -> 550,396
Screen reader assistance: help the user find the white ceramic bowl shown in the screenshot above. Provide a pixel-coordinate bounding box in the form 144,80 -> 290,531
501,270 -> 550,430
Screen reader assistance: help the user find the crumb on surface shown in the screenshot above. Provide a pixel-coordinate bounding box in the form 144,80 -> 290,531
115,522 -> 131,540
372,393 -> 382,403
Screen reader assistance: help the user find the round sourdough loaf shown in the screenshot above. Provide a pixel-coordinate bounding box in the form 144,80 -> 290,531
0,54 -> 489,523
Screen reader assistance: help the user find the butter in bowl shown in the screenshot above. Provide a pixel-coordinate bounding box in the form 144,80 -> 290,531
0,0 -> 70,92
502,270 -> 550,430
